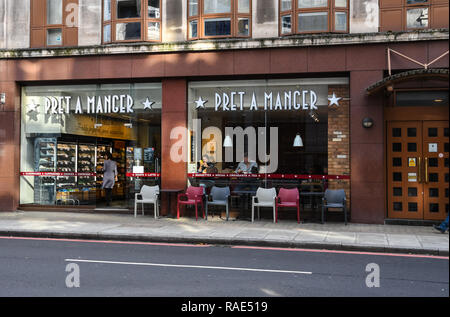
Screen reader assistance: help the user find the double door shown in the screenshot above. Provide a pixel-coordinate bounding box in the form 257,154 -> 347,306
387,121 -> 449,220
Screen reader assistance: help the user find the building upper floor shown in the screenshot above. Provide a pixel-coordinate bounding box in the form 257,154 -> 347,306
0,0 -> 448,51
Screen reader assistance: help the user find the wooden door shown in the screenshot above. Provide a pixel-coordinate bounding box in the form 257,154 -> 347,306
387,121 -> 424,219
387,120 -> 449,220
422,121 -> 449,220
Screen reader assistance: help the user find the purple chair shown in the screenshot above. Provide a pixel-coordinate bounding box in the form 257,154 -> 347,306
275,188 -> 300,223
177,186 -> 205,220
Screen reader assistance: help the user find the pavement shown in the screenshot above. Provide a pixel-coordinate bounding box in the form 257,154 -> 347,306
0,210 -> 448,256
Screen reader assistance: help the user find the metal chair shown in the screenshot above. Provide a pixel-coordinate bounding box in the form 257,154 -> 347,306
205,186 -> 230,220
251,187 -> 277,223
321,189 -> 347,225
134,185 -> 159,218
276,187 -> 300,223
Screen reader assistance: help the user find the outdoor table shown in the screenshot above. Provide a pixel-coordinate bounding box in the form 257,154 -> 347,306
231,189 -> 257,221
300,192 -> 324,222
160,188 -> 184,218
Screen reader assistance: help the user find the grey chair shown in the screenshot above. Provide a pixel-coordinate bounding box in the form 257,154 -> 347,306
321,189 -> 347,225
205,186 -> 230,221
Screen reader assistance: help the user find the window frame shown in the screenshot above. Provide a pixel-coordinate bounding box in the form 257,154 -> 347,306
379,0 -> 447,32
187,0 -> 252,40
278,0 -> 349,36
404,0 -> 430,30
102,0 -> 162,44
30,0 -> 79,48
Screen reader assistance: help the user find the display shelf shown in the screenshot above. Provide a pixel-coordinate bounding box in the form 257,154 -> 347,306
56,142 -> 77,190
77,144 -> 96,189
34,138 -> 57,204
96,144 -> 112,188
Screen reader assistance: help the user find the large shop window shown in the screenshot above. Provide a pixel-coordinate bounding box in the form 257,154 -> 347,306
188,0 -> 251,39
380,0 -> 449,32
30,0 -> 79,48
187,78 -> 350,217
102,0 -> 162,43
279,0 -> 349,35
20,83 -> 162,209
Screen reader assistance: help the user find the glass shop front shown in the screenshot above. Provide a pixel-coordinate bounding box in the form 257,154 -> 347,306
20,83 -> 162,209
187,78 -> 351,221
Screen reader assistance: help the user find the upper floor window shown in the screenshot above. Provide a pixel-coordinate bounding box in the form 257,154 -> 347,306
30,0 -> 79,48
188,0 -> 252,39
279,0 -> 349,35
380,0 -> 449,32
102,0 -> 162,43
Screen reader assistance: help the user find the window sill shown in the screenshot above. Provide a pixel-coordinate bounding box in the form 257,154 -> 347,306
3,29 -> 448,59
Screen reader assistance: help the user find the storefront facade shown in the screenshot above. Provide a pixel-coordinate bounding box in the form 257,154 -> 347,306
0,1 -> 448,224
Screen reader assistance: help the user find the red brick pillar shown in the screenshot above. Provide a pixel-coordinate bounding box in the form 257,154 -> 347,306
328,85 -> 350,212
350,71 -> 385,224
160,79 -> 187,216
0,60 -> 20,211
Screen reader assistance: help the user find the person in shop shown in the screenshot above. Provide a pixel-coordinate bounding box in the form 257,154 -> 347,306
234,153 -> 259,192
235,153 -> 258,174
198,154 -> 218,174
433,215 -> 449,234
102,152 -> 118,206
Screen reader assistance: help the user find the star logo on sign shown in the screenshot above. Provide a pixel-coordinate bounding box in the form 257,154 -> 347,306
328,93 -> 342,107
26,100 -> 39,121
142,97 -> 154,110
195,97 -> 207,109
27,100 -> 39,113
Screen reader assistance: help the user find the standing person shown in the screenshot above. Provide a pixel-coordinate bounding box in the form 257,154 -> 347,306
102,152 -> 118,206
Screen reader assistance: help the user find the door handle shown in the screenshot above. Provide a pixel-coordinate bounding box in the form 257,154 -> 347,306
424,157 -> 429,184
418,157 -> 422,183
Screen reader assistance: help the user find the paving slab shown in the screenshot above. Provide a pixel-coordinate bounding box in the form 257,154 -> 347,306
356,233 -> 389,246
293,230 -> 328,242
387,234 -> 423,248
264,230 -> 299,241
325,232 -> 357,244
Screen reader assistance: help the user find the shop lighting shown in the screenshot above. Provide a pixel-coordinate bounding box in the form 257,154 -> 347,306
94,123 -> 103,128
434,99 -> 443,103
223,135 -> 233,147
293,133 -> 303,147
362,117 -> 374,129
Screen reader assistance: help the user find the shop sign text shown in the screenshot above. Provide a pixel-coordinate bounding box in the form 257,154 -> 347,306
44,95 -> 134,114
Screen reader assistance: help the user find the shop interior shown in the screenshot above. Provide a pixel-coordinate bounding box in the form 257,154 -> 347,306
20,83 -> 162,209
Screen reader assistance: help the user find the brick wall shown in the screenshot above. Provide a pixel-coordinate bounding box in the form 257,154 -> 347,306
327,85 -> 351,213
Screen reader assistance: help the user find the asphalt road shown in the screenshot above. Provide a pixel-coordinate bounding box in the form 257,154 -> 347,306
0,236 -> 448,297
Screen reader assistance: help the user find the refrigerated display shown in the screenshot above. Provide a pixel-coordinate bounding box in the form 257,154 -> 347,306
96,144 -> 112,189
112,144 -> 126,198
56,142 -> 77,189
77,144 -> 96,188
34,137 -> 57,204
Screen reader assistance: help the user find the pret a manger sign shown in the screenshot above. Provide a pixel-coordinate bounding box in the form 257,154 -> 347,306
196,89 -> 322,111
42,94 -> 135,115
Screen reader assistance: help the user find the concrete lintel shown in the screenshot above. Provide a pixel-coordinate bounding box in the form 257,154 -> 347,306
0,29 -> 448,59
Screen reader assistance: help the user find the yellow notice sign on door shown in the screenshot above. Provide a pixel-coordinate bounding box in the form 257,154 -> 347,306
408,158 -> 416,167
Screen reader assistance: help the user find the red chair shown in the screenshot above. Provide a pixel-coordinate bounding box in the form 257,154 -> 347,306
177,186 -> 205,220
275,188 -> 300,223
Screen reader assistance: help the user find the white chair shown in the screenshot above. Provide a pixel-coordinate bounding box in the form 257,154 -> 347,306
251,187 -> 277,223
134,185 -> 159,218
